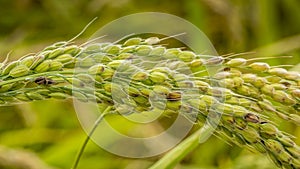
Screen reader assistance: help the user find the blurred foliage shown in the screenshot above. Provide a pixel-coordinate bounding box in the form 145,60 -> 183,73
0,0 -> 299,169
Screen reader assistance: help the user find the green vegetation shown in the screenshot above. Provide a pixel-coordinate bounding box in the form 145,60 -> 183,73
0,1 -> 299,169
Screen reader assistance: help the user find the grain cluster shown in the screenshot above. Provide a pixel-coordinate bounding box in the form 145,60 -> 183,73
0,36 -> 299,168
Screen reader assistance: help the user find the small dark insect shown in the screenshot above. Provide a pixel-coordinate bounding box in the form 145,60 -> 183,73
281,81 -> 291,88
244,113 -> 260,123
167,91 -> 182,101
223,67 -> 231,71
34,76 -> 56,85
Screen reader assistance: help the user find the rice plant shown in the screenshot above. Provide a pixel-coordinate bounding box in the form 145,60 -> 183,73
0,35 -> 299,169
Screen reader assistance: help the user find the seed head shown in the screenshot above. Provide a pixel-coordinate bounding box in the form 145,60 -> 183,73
260,123 -> 278,135
178,51 -> 195,62
149,47 -> 166,56
80,57 -> 95,68
47,47 -> 65,59
103,45 -> 121,55
54,54 -> 74,63
9,65 -> 30,77
268,68 -> 288,77
205,56 -> 224,65
34,60 -> 51,73
149,71 -> 168,83
249,62 -> 270,72
136,45 -> 153,56
88,64 -> 105,75
48,61 -> 63,71
123,37 -> 142,46
190,59 -> 204,67
20,56 -> 35,67
145,37 -> 160,45
132,71 -> 148,81
2,61 -> 19,75
226,58 -> 247,67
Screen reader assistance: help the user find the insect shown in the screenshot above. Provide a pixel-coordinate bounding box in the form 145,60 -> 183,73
244,113 -> 260,123
34,76 -> 56,85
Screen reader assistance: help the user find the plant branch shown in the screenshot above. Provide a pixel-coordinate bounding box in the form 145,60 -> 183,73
149,127 -> 211,169
71,106 -> 112,169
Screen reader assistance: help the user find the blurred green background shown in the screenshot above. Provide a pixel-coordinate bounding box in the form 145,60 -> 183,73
0,0 -> 299,169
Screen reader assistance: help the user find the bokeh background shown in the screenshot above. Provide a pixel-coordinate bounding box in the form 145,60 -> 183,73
0,0 -> 299,169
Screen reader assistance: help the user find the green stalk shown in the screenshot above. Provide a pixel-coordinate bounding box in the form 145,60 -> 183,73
149,125 -> 214,169
71,106 -> 112,169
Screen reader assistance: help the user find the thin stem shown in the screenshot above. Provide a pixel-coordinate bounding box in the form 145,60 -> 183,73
149,128 -> 204,169
71,106 -> 112,169
67,17 -> 98,43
